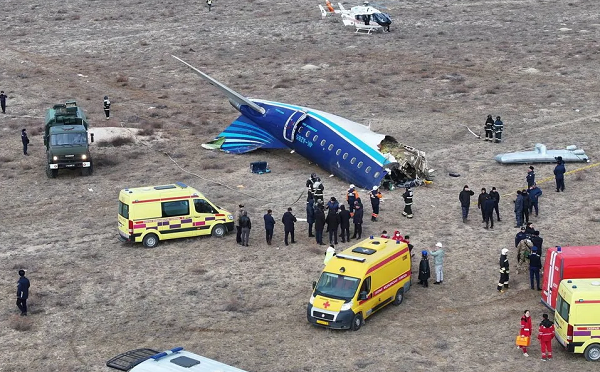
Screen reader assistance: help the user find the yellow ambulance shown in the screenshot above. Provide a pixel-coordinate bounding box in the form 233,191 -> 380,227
307,237 -> 411,331
554,278 -> 600,361
118,182 -> 234,248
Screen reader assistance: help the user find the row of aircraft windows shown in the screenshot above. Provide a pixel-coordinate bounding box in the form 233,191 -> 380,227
300,126 -> 380,178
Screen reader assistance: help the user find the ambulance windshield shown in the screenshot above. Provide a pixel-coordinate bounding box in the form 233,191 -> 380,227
315,272 -> 360,301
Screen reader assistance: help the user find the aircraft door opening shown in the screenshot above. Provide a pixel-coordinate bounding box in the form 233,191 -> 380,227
283,110 -> 307,142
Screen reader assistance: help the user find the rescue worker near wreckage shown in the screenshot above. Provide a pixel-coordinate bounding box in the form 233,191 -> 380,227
369,186 -> 382,222
498,248 -> 510,292
477,188 -> 489,223
306,173 -> 317,237
402,185 -> 413,219
484,114 -> 494,142
282,207 -> 297,246
346,184 -> 359,216
493,116 -> 503,143
263,209 -> 275,246
526,166 -> 536,188
351,202 -> 363,240
314,203 -> 326,246
313,177 -> 325,207
554,156 -> 566,192
514,190 -> 524,228
521,189 -> 531,226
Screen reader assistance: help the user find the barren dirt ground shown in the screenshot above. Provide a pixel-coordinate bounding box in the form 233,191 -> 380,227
1,0 -> 600,371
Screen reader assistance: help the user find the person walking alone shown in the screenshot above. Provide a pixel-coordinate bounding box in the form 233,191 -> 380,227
0,90 -> 7,114
16,269 -> 30,316
235,204 -> 244,245
518,310 -> 532,357
239,211 -> 251,247
103,96 -> 111,120
498,248 -> 510,292
402,185 -> 413,219
554,156 -> 566,192
281,207 -> 297,246
459,185 -> 475,223
430,242 -> 444,284
538,314 -> 555,361
263,209 -> 275,245
21,129 -> 30,156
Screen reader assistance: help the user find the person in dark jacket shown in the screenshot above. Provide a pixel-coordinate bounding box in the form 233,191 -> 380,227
346,184 -> 359,215
326,209 -> 340,245
351,202 -> 363,239
263,209 -> 275,245
493,116 -> 503,143
239,211 -> 251,247
338,205 -> 351,243
369,186 -> 382,221
514,190 -> 524,228
477,188 -> 488,223
312,177 -> 325,206
402,185 -> 413,218
498,248 -> 510,292
554,157 -> 566,192
484,114 -> 494,141
521,189 -> 531,225
21,128 -> 30,155
325,197 -> 339,213
530,231 -> 544,257
526,166 -> 536,188
528,183 -> 542,217
489,186 -> 501,221
103,95 -> 111,119
17,269 -> 30,316
515,226 -> 528,248
459,185 -> 475,223
314,205 -> 326,245
0,90 -> 7,114
483,194 -> 496,229
306,198 -> 315,238
418,251 -> 431,287
282,207 -> 297,246
528,246 -> 542,290
524,222 -> 537,235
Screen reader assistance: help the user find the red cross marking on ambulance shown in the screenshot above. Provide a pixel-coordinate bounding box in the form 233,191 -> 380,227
323,301 -> 330,309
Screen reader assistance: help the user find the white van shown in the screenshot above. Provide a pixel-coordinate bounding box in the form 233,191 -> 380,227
106,347 -> 248,372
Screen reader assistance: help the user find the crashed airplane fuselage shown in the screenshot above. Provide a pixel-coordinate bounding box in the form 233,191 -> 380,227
173,56 -> 433,190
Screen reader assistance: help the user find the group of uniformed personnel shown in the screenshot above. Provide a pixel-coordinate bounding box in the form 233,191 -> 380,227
484,114 -> 503,143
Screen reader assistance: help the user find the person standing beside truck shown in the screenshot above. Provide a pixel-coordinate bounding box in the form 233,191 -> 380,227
239,211 -> 251,247
235,204 -> 244,245
538,313 -> 555,361
528,246 -> 542,290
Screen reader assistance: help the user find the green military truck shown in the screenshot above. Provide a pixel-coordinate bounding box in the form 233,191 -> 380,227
44,101 -> 94,178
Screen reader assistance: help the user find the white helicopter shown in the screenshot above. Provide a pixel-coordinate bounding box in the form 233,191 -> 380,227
319,1 -> 392,34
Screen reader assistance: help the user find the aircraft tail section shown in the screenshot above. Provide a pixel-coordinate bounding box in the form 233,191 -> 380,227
202,115 -> 287,154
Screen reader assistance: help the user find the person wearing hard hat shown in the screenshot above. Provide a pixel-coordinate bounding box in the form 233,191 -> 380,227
402,185 -> 413,219
498,248 -> 510,293
430,242 -> 445,285
369,185 -> 382,222
346,184 -> 359,216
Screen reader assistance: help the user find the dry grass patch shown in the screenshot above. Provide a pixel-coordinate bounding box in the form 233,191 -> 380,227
96,136 -> 134,147
9,317 -> 33,332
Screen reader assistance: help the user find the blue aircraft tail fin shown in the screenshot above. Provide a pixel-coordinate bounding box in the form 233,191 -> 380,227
202,115 -> 287,154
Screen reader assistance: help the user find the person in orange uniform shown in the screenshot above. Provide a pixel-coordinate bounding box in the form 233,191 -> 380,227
369,186 -> 382,222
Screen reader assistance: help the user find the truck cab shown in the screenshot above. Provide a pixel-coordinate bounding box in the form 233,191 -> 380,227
44,101 -> 93,178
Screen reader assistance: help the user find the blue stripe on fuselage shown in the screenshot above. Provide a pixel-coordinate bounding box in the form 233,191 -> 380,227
257,101 -> 386,164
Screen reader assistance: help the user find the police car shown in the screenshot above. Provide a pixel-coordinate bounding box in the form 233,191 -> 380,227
106,347 -> 248,372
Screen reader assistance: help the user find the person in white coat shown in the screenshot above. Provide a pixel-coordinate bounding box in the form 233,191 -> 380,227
430,242 -> 445,284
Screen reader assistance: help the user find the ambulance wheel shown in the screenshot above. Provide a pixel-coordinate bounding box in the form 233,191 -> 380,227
393,288 -> 404,306
584,343 -> 600,362
142,233 -> 159,248
212,224 -> 226,238
351,313 -> 363,331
